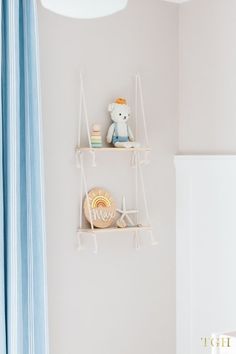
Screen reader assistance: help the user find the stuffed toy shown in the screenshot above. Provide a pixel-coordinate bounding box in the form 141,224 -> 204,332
106,98 -> 140,148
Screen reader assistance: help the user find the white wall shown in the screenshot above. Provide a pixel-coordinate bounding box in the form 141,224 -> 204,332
178,2 -> 236,353
37,1 -> 179,354
176,156 -> 236,354
179,0 -> 236,153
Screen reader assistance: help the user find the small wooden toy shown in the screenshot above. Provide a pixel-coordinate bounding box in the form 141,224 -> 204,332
91,124 -> 102,148
83,188 -> 116,228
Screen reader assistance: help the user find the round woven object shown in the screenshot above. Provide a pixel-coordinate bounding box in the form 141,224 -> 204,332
83,188 -> 116,228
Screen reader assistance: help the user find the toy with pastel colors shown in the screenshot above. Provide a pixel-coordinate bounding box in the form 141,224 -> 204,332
90,124 -> 102,148
106,98 -> 140,148
83,188 -> 116,228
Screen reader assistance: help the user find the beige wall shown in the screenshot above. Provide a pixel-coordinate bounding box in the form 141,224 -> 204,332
37,1 -> 179,354
179,0 -> 236,153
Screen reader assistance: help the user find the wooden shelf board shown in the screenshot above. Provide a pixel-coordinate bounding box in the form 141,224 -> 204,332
76,147 -> 151,152
78,225 -> 152,234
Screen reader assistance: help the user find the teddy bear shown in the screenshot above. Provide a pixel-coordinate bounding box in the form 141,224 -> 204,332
106,98 -> 140,148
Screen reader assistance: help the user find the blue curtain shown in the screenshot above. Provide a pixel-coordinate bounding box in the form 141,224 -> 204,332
0,1 -> 49,354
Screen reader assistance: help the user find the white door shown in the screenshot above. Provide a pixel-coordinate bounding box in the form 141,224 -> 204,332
175,156 -> 236,354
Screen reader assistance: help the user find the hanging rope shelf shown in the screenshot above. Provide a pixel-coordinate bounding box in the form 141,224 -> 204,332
76,73 -> 157,254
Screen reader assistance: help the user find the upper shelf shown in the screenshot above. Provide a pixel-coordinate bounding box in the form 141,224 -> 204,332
76,146 -> 151,152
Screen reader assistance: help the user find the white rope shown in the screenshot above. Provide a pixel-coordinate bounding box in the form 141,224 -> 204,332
137,154 -> 157,246
137,153 -> 150,223
137,74 -> 150,148
81,156 -> 99,253
76,75 -> 92,168
80,155 -> 94,231
138,151 -> 151,166
77,75 -> 83,148
77,146 -> 99,253
134,152 -> 139,226
81,175 -> 94,230
144,150 -> 151,165
79,154 -> 83,230
80,75 -> 92,149
130,151 -> 136,167
90,150 -> 97,167
139,151 -> 151,166
135,74 -> 138,139
75,75 -> 83,168
75,148 -> 81,168
134,74 -> 151,164
76,152 -> 84,251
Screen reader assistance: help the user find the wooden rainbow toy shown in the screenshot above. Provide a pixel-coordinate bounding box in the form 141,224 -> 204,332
83,188 -> 116,228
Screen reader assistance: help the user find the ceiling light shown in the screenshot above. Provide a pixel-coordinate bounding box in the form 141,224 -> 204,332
41,0 -> 128,19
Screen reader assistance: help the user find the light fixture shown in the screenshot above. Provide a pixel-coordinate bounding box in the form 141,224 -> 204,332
41,0 -> 128,19
162,0 -> 191,3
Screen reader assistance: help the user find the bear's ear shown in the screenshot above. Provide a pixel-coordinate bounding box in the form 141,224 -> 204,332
108,103 -> 115,112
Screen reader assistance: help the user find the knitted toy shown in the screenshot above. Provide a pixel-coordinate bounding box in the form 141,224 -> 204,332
106,98 -> 140,148
90,124 -> 102,148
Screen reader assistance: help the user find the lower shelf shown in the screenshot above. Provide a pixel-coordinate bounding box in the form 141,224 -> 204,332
78,225 -> 152,234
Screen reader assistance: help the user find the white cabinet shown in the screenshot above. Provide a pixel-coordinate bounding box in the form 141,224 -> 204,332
175,156 -> 236,354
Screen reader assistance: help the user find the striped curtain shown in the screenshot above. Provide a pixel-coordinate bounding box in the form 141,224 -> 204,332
0,1 -> 49,354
